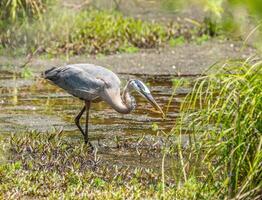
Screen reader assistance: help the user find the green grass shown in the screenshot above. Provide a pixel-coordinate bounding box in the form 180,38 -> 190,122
0,131 -> 206,199
171,58 -> 262,199
169,36 -> 186,47
2,0 -> 262,56
0,162 -> 166,199
1,8 -> 170,56
0,0 -> 49,21
0,1 -> 221,57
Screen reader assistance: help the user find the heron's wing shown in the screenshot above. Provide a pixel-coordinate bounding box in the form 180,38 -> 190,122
70,64 -> 121,89
45,66 -> 106,100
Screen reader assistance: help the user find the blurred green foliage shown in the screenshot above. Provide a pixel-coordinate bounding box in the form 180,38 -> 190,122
1,0 -> 262,55
160,0 -> 184,12
0,7 -> 170,55
199,0 -> 262,44
229,0 -> 262,18
21,67 -> 33,79
169,36 -> 185,47
196,0 -> 262,20
70,10 -> 168,54
0,0 -> 51,47
0,2 -> 215,56
195,34 -> 209,44
0,0 -> 50,22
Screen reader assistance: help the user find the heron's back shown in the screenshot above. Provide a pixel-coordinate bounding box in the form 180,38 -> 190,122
44,64 -> 121,100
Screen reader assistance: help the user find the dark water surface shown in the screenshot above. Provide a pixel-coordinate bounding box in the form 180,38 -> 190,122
0,69 -> 192,168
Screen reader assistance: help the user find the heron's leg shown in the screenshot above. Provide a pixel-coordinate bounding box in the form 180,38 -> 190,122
85,101 -> 93,148
74,105 -> 86,140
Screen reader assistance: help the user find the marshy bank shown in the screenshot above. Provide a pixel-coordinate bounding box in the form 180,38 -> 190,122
0,59 -> 261,199
0,67 -> 193,199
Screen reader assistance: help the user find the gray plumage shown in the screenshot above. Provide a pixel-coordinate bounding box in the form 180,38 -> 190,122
44,63 -> 163,148
45,64 -> 119,101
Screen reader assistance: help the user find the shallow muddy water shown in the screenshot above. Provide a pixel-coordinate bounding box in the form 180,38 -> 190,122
0,68 -> 192,168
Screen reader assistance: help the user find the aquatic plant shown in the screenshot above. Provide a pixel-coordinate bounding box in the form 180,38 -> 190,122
0,7 -> 171,55
0,1 -> 219,56
172,58 -> 262,199
0,0 -> 49,21
0,131 -> 177,199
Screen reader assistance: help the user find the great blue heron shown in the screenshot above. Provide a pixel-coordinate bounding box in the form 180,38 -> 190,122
44,64 -> 164,147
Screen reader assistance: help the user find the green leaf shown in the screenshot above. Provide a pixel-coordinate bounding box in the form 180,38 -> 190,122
169,36 -> 185,47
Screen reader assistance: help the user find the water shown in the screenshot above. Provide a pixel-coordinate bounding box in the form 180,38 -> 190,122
0,69 -> 192,168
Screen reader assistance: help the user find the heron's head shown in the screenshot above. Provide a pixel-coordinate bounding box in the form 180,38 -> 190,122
129,80 -> 165,117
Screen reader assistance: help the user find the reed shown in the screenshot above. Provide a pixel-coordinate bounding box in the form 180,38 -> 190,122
172,58 -> 262,199
0,0 -> 48,21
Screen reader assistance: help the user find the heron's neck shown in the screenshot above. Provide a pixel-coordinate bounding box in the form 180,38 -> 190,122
104,82 -> 135,114
121,83 -> 136,113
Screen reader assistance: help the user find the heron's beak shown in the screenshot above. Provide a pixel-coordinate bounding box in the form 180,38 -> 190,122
144,93 -> 165,118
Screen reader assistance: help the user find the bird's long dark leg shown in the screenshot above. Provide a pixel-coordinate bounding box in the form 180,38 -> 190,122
74,105 -> 86,141
85,101 -> 93,148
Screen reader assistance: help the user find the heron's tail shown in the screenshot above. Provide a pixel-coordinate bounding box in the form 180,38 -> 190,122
43,67 -> 58,81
